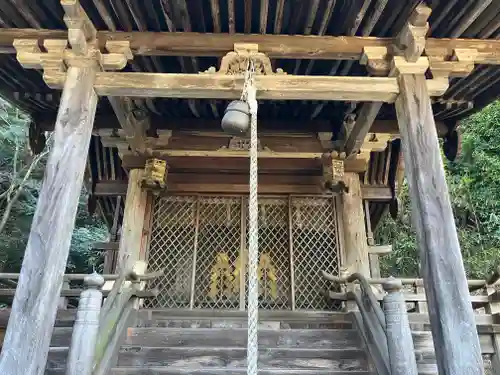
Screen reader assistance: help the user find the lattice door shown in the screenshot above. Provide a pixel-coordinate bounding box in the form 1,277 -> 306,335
291,197 -> 340,310
146,194 -> 342,310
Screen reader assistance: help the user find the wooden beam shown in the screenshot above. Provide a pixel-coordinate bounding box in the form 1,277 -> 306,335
107,96 -> 147,153
119,154 -> 369,173
94,177 -> 392,200
395,73 -> 483,375
115,169 -> 148,273
36,72 -> 448,102
341,172 -> 370,276
38,113 -> 450,137
90,73 -> 402,102
368,245 -> 392,255
1,29 -> 500,64
92,241 -> 119,251
0,66 -> 98,375
344,102 -> 384,157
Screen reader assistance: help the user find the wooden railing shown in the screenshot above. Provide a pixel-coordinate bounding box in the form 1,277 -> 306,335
0,263 -> 163,375
322,269 -> 500,375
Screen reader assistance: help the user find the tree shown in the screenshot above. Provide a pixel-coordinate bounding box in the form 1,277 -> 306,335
376,101 -> 500,279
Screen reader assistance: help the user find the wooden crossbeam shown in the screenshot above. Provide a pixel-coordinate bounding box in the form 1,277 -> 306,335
41,72 -> 448,102
94,73 -> 402,102
1,29 -> 500,64
38,114 -> 449,137
93,178 -> 392,200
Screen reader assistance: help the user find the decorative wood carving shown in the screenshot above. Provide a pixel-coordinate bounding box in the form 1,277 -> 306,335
322,151 -> 347,193
202,43 -> 286,75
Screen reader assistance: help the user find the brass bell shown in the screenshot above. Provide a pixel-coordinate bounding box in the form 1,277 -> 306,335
221,100 -> 250,135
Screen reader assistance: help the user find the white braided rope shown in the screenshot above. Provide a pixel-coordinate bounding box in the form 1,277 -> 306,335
245,61 -> 259,375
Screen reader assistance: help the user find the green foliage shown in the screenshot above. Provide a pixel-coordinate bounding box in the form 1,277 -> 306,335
376,101 -> 500,279
0,98 -> 107,273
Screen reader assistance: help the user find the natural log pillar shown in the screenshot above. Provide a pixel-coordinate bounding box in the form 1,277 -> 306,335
115,169 -> 148,274
66,273 -> 105,375
0,66 -> 98,375
341,172 -> 370,276
395,74 -> 483,375
383,277 -> 418,375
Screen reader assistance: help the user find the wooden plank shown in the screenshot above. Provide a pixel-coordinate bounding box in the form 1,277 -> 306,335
395,73 -> 483,375
116,169 -> 148,273
1,29 -> 500,64
368,245 -> 392,255
0,66 -> 98,375
341,173 -> 370,276
92,73 -> 401,102
92,241 -> 119,251
115,347 -> 368,369
123,327 -> 360,349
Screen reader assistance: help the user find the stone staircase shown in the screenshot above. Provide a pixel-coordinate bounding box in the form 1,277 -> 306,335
44,310 -> 495,374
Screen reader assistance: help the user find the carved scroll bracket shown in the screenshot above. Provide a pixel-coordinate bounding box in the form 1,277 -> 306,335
201,43 -> 286,75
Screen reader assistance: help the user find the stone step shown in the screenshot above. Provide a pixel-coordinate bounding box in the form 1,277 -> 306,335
123,328 -> 361,349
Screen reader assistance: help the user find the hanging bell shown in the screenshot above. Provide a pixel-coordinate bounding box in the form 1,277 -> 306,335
221,100 -> 250,136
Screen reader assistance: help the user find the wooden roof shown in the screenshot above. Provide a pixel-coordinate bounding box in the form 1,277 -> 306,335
0,0 -> 499,227
1,0 -> 499,124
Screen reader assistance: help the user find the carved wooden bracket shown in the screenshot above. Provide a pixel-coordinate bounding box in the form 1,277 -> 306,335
13,1 -> 132,88
13,39 -> 133,88
201,43 -> 286,75
322,151 -> 348,194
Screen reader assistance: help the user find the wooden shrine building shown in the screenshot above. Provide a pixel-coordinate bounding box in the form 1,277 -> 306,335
0,1 -> 499,375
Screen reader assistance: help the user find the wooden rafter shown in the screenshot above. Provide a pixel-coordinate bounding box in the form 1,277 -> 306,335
1,29 -> 500,64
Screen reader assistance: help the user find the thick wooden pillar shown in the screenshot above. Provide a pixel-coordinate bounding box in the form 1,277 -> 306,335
0,66 -> 98,375
341,172 -> 370,276
395,74 -> 483,375
115,169 -> 148,273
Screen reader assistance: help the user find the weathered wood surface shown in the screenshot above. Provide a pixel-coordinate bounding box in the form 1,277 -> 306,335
0,66 -> 98,375
52,369 -> 371,375
395,73 -> 484,375
115,347 -> 367,370
65,274 -> 104,375
123,328 -> 360,349
341,173 -> 370,276
383,279 -> 418,375
91,73 -> 448,101
92,73 -> 403,102
1,29 -> 500,63
116,169 -> 148,273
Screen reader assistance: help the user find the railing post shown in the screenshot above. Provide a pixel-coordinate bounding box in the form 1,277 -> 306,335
383,277 -> 418,375
66,272 -> 105,375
